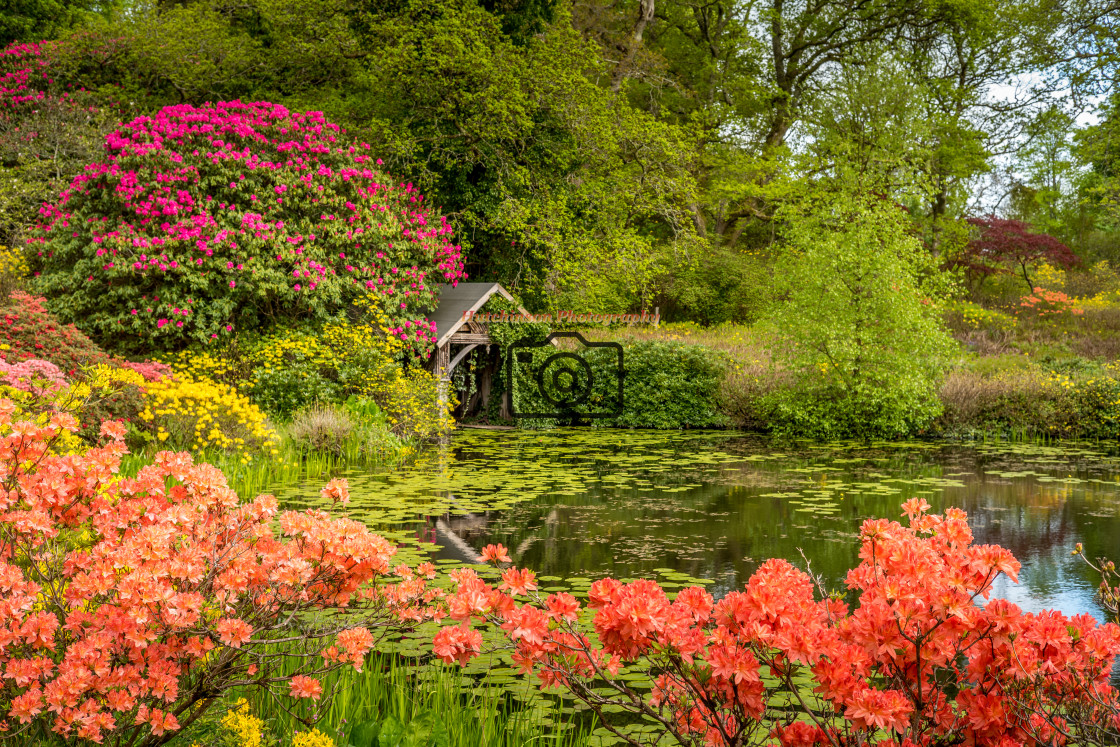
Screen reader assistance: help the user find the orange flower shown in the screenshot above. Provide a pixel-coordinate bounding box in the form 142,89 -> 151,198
289,675 -> 323,700
320,477 -> 350,504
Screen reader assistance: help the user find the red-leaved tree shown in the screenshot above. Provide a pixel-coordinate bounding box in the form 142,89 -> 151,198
0,406 -> 437,746
436,501 -> 1120,747
949,216 -> 1078,292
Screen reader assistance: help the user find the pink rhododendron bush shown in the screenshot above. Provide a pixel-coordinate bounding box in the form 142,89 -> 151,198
437,501 -> 1120,747
0,404 -> 437,745
28,99 -> 466,353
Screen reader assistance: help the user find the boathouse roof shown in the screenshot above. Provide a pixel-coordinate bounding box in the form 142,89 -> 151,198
431,282 -> 528,348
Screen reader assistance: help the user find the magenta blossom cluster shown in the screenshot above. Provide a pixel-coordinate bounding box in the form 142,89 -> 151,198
29,98 -> 466,353
0,42 -> 50,108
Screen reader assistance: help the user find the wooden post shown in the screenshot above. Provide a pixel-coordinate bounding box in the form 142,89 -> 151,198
436,344 -> 451,443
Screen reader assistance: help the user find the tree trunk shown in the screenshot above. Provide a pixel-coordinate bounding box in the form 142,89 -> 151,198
610,0 -> 656,92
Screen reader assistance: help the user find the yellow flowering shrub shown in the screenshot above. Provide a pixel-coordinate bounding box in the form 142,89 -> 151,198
0,384 -> 85,453
88,364 -> 146,389
356,366 -> 454,441
292,729 -> 335,747
159,297 -> 409,420
1033,262 -> 1066,291
157,296 -> 451,440
66,364 -> 150,443
0,244 -> 29,280
137,373 -> 279,459
1077,288 -> 1120,312
216,698 -> 265,747
0,244 -> 29,298
946,300 -> 1017,332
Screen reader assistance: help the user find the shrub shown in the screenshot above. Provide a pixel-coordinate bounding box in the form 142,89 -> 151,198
934,368 -> 1070,437
367,367 -> 454,441
0,42 -> 121,250
288,404 -> 355,455
718,358 -> 787,431
68,363 -> 149,444
944,299 -> 1017,334
1017,287 -> 1084,318
438,502 -> 1120,746
933,363 -> 1120,439
0,357 -> 66,394
0,291 -> 109,374
763,193 -> 957,439
0,413 -> 433,745
248,362 -> 344,421
506,335 -> 729,429
611,341 -> 729,428
161,303 -> 407,421
136,373 -> 279,458
29,100 -> 465,353
117,359 -> 173,382
947,215 -> 1078,292
216,699 -> 265,747
0,244 -> 28,296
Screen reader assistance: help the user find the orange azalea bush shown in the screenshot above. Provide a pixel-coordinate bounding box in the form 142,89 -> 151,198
0,403 -> 437,745
1018,287 -> 1084,317
436,501 -> 1120,747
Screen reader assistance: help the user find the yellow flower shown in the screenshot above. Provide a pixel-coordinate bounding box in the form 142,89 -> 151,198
293,729 -> 335,747
221,699 -> 264,747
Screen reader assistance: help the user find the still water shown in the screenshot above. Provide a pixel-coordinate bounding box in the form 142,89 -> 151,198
280,429 -> 1120,625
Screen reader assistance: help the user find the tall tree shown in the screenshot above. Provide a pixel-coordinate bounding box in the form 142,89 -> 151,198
0,0 -> 98,46
893,0 -> 1054,256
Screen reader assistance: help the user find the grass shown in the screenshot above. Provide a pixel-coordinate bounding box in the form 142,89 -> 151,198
119,428 -> 418,499
175,655 -> 597,747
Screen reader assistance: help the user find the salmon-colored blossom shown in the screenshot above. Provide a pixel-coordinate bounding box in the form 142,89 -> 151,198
289,676 -> 323,700
432,500 -> 1120,747
481,543 -> 511,563
0,399 -> 428,742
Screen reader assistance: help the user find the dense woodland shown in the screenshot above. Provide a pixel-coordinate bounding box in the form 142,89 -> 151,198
6,0 -> 1120,441
1,0 -> 1117,317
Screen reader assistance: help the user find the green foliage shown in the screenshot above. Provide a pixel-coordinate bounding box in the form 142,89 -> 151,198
348,712 -> 450,747
352,0 -> 699,311
250,366 -> 343,421
509,337 -> 729,429
655,247 -> 772,325
0,41 -> 123,249
0,0 -> 92,47
479,293 -> 547,423
611,341 -> 730,428
344,394 -> 391,429
763,192 -> 958,439
233,656 -> 592,747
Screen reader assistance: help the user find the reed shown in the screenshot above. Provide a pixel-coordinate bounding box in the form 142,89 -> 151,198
118,430 -> 415,500
240,656 -> 595,747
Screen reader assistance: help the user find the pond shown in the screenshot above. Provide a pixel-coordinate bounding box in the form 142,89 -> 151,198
280,428 -> 1120,624
277,429 -> 1120,739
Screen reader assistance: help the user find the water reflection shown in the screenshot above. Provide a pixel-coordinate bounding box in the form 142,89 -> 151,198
280,430 -> 1120,627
